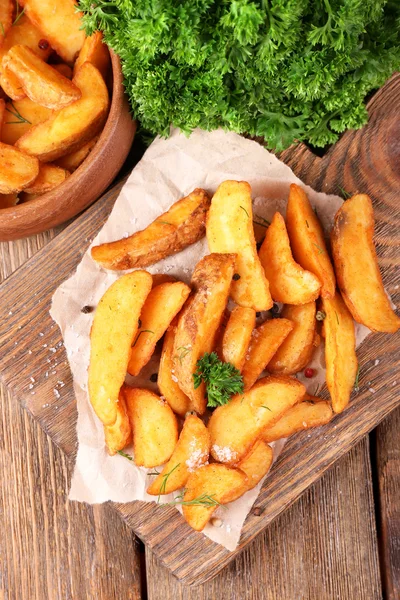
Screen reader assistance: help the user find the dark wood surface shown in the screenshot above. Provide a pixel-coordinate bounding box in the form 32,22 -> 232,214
0,73 -> 399,596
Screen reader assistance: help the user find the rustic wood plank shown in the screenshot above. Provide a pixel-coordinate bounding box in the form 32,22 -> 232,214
374,406 -> 400,600
0,232 -> 142,600
146,439 -> 382,600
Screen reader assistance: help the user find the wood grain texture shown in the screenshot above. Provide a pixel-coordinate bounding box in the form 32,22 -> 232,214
0,74 -> 399,585
374,406 -> 400,600
146,439 -> 382,600
0,232 -> 142,600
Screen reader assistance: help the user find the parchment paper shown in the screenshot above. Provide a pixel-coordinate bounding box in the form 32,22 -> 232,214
50,128 -> 369,551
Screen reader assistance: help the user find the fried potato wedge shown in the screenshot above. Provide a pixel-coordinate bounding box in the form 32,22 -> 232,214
0,141 -> 39,193
332,194 -> 400,333
54,135 -> 98,171
242,318 -> 294,390
267,302 -> 317,375
207,181 -> 272,311
263,400 -> 333,442
182,464 -> 248,531
0,14 -> 52,68
158,319 -> 191,416
236,440 -> 273,492
16,62 -> 109,162
91,189 -> 210,270
23,163 -> 69,194
0,0 -> 13,43
53,64 -> 72,79
19,0 -> 86,65
208,376 -> 305,464
1,97 -> 52,145
0,192 -> 18,208
173,253 -> 236,414
0,66 -> 25,100
3,45 -> 81,109
74,31 -> 110,80
147,415 -> 210,496
0,97 -> 4,132
124,387 -> 178,468
321,292 -> 358,413
88,270 -> 152,426
103,389 -> 132,456
222,306 -> 256,371
128,281 -> 191,376
286,184 -> 336,298
259,212 -> 321,304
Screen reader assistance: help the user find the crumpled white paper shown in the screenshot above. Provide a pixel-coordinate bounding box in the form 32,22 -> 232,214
50,128 -> 368,551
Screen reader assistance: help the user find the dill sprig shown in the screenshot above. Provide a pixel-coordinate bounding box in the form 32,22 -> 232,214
5,102 -> 31,125
194,352 -> 244,408
160,492 -> 222,508
13,0 -> 25,26
131,329 -> 154,348
117,450 -> 133,461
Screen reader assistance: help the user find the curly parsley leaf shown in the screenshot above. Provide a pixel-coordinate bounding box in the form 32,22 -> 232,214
194,352 -> 244,408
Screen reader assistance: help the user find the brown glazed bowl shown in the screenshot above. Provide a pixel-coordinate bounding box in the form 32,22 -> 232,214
0,50 -> 136,241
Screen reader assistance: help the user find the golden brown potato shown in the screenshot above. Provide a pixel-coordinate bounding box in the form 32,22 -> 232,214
157,319 -> 191,417
332,194 -> 400,333
0,141 -> 39,193
124,387 -> 178,468
53,63 -> 72,79
151,273 -> 177,287
0,14 -> 52,68
207,181 -> 272,311
16,62 -> 109,162
222,306 -> 256,371
322,292 -> 358,414
0,1 -> 13,43
91,188 -> 210,270
88,270 -> 152,426
267,302 -> 316,375
23,163 -> 69,194
128,281 -> 191,376
286,184 -> 336,298
236,440 -> 273,492
19,0 -> 86,65
208,376 -> 305,465
3,45 -> 81,109
262,400 -> 333,442
0,97 -> 4,132
182,464 -> 248,531
242,318 -> 294,390
1,97 -> 53,145
54,135 -> 98,172
173,253 -> 236,414
103,389 -> 132,456
0,192 -> 18,208
147,415 -> 210,496
259,212 -> 321,304
0,66 -> 25,100
74,31 -> 110,81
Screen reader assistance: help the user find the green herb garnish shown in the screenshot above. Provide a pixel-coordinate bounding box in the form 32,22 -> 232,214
335,311 -> 339,325
160,492 -> 222,508
240,206 -> 249,218
131,329 -> 154,347
5,102 -> 31,125
194,352 -> 244,408
154,463 -> 181,502
174,345 -> 191,364
305,219 -> 310,228
261,405 -> 272,411
0,22 -> 5,37
13,0 -> 25,26
338,186 -> 352,200
253,215 -> 270,228
117,450 -> 133,461
312,242 -> 325,255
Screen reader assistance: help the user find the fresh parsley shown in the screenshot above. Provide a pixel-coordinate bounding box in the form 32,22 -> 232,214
194,352 -> 244,408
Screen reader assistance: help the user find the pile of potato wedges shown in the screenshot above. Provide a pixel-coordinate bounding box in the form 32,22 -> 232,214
0,0 -> 111,208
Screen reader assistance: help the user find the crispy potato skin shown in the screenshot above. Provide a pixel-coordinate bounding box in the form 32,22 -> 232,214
3,45 -> 81,109
207,180 -> 272,311
0,1 -> 13,43
1,97 -> 53,145
128,281 -> 191,376
0,14 -> 52,71
0,141 -> 39,193
322,292 -> 358,414
88,270 -> 152,426
124,387 -> 178,468
182,464 -> 248,531
158,319 -> 191,416
54,136 -> 98,172
242,318 -> 294,390
259,212 -> 321,304
286,184 -> 336,298
267,302 -> 317,375
19,0 -> 86,65
91,189 -> 210,270
222,306 -> 256,371
208,375 -> 305,464
0,66 -> 25,100
147,415 -> 210,496
173,253 -> 236,414
74,31 -> 111,81
236,440 -> 273,492
103,389 -> 132,456
332,194 -> 400,333
23,163 -> 69,194
16,62 -> 109,162
263,400 -> 333,442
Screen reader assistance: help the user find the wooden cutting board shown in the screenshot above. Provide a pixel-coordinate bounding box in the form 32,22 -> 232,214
0,74 -> 399,587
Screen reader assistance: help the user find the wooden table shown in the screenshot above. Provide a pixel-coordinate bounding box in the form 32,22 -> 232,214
0,223 -> 398,600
